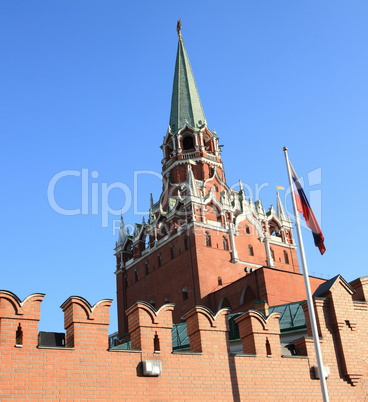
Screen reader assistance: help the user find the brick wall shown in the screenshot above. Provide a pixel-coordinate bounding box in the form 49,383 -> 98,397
1,277 -> 367,400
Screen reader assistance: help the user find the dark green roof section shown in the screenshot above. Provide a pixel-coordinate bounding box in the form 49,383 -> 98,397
268,301 -> 306,333
169,36 -> 206,133
172,321 -> 189,350
110,340 -> 131,350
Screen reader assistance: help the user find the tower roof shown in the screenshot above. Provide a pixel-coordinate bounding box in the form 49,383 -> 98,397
169,24 -> 206,133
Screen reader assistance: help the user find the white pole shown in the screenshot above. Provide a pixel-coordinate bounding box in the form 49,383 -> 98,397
283,147 -> 329,402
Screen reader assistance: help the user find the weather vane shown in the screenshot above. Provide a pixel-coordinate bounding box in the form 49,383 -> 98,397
177,19 -> 182,38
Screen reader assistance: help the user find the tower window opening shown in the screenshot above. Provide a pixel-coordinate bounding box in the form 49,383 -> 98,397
126,241 -> 133,254
218,277 -> 223,286
134,268 -> 139,282
269,221 -> 281,237
223,236 -> 229,251
157,253 -> 162,267
145,235 -> 150,249
246,225 -> 251,235
205,232 -> 211,247
170,245 -> 175,259
248,244 -> 254,257
15,323 -> 23,346
283,250 -> 289,264
184,235 -> 189,250
182,286 -> 189,301
183,135 -> 194,151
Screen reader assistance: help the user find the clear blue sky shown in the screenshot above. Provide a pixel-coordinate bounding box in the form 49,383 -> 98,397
1,1 -> 367,333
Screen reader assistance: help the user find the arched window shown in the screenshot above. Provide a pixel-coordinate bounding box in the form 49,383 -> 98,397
182,286 -> 189,301
205,232 -> 211,247
157,253 -> 162,267
134,268 -> 139,282
170,245 -> 175,259
248,244 -> 254,256
184,235 -> 189,250
246,225 -> 251,235
269,221 -> 281,237
223,236 -> 229,251
218,296 -> 232,310
145,261 -> 150,275
125,240 -> 133,254
240,286 -> 257,305
283,250 -> 289,264
183,135 -> 194,150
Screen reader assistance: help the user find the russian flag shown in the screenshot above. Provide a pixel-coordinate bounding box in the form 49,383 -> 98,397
289,162 -> 326,255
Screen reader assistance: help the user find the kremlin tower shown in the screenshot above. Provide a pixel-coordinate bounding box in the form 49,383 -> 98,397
114,23 -> 301,336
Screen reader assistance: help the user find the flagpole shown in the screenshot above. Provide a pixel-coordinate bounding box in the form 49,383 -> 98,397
283,147 -> 329,402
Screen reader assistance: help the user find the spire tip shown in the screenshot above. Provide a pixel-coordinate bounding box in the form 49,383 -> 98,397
177,19 -> 182,38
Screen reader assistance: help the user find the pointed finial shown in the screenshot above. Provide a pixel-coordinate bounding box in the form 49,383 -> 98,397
150,193 -> 154,208
177,19 -> 182,39
239,179 -> 243,191
276,189 -> 287,220
117,214 -> 126,245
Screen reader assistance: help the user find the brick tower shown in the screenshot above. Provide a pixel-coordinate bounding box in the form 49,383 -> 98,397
115,25 -> 299,336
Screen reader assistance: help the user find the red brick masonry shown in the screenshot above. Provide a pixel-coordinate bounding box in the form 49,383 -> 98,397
1,276 -> 367,400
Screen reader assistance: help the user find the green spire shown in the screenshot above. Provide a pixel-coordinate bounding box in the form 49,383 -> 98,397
169,25 -> 206,133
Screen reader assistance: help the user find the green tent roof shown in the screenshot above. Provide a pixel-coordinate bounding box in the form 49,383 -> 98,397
169,35 -> 206,133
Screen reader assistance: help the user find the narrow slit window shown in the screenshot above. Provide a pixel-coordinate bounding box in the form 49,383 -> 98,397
154,332 -> 160,351
223,236 -> 229,251
182,287 -> 189,301
205,232 -> 211,247
184,235 -> 189,250
15,323 -> 23,346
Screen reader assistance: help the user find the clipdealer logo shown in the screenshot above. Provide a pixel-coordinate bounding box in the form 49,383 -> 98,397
47,167 -> 322,234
